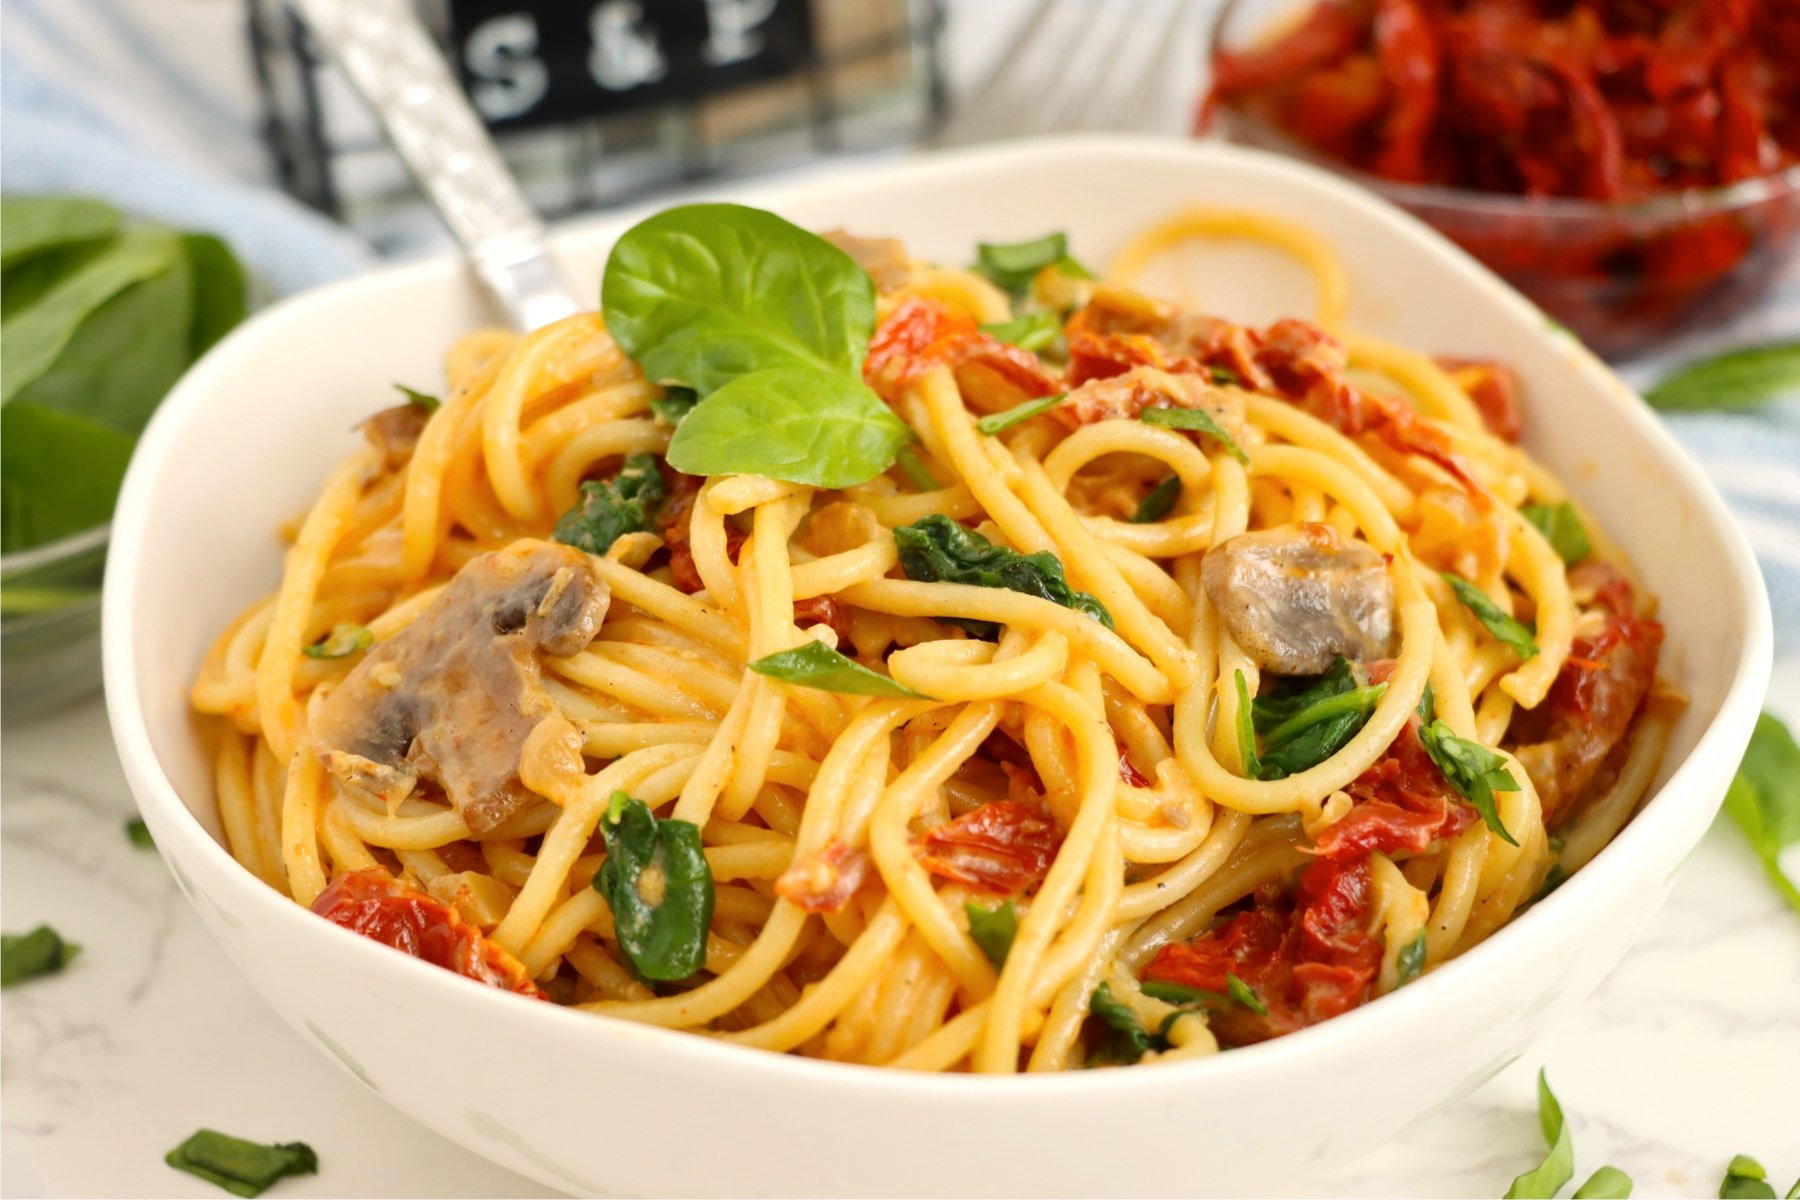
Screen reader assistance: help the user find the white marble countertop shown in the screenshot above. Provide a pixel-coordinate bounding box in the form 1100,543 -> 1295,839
4,659 -> 1799,1198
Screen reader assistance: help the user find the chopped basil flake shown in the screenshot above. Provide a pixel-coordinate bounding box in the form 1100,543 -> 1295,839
1226,973 -> 1267,1016
125,817 -> 154,849
1521,501 -> 1591,565
748,639 -> 926,699
1395,930 -> 1427,986
1,925 -> 81,988
1420,719 -> 1521,846
165,1130 -> 318,1199
981,312 -> 1061,353
965,900 -> 1017,969
1443,573 -> 1539,660
593,793 -> 714,981
393,383 -> 439,412
976,393 -> 1063,436
1088,981 -> 1156,1064
1139,405 -> 1250,464
301,623 -> 373,660
1233,669 -> 1261,779
975,232 -> 1070,293
1132,475 -> 1182,524
648,386 -> 698,426
1139,979 -> 1227,1006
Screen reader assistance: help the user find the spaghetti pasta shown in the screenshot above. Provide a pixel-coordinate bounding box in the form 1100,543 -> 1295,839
192,203 -> 1673,1073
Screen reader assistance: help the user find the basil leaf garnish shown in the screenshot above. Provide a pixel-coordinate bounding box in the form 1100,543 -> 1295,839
1395,930 -> 1427,986
976,393 -> 1063,436
1,925 -> 82,988
1089,981 -> 1157,1064
1249,657 -> 1386,781
593,793 -> 714,981
164,1130 -> 318,1199
1504,1071 -> 1575,1199
1139,406 -> 1250,464
126,817 -> 154,849
602,203 -> 906,488
1420,720 -> 1521,846
664,367 -> 908,489
1133,475 -> 1181,524
301,624 -> 373,660
1139,979 -> 1227,1006
551,451 -> 666,557
1226,973 -> 1268,1015
1521,501 -> 1591,565
1722,712 -> 1800,916
603,203 -> 875,396
965,900 -> 1017,969
1234,670 -> 1261,779
981,311 -> 1060,352
749,639 -> 926,698
1444,573 -> 1539,661
1572,1165 -> 1635,1198
393,383 -> 439,413
1645,342 -> 1800,412
975,232 -> 1071,293
893,514 -> 1112,639
1210,365 -> 1241,385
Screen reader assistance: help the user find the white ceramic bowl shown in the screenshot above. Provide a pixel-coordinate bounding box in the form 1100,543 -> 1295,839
103,136 -> 1771,1198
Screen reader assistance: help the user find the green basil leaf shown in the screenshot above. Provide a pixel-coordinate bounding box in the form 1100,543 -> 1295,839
895,444 -> 940,491
181,232 -> 249,358
1722,712 -> 1800,916
1418,681 -> 1437,723
1250,661 -> 1386,781
749,639 -> 926,698
164,1130 -> 318,1199
1226,972 -> 1268,1015
648,386 -> 698,427
1089,981 -> 1157,1063
893,514 -> 1113,639
1053,255 -> 1094,282
976,393 -> 1063,436
981,311 -> 1061,353
965,900 -> 1017,969
1420,719 -> 1521,846
1234,669 -> 1262,779
1720,1155 -> 1779,1200
1,925 -> 82,988
126,818 -> 155,849
551,452 -> 666,556
1646,342 -> 1800,412
0,402 -> 135,553
1505,1070 -> 1576,1199
976,232 -> 1069,293
2,224 -> 187,409
394,383 -> 439,413
594,793 -> 714,981
666,367 -> 909,489
1395,929 -> 1427,986
301,623 -> 373,660
1211,365 -> 1241,385
1139,979 -> 1227,1006
0,194 -> 121,271
1444,573 -> 1539,661
1139,405 -> 1251,465
1573,1165 -> 1634,1199
1133,475 -> 1181,524
602,203 -> 876,398
1521,501 -> 1592,565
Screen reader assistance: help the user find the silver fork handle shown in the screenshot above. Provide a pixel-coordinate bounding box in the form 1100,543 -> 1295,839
287,0 -> 582,331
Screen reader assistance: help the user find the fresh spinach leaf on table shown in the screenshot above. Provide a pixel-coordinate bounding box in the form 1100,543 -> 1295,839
1722,711 -> 1800,916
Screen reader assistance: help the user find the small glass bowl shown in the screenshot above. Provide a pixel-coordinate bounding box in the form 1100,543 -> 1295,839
2,525 -> 108,723
1206,0 -> 1800,360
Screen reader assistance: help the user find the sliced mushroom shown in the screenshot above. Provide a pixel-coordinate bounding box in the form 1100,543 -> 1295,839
822,229 -> 913,294
312,539 -> 609,834
361,403 -> 429,470
1202,523 -> 1395,676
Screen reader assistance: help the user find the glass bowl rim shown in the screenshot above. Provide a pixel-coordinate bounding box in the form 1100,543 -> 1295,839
1205,0 -> 1800,220
0,522 -> 110,578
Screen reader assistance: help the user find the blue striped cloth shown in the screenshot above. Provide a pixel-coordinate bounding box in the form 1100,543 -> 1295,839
5,0 -> 1797,646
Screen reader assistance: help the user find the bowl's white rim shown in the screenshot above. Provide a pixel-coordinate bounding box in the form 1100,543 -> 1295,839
102,133 -> 1774,1099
